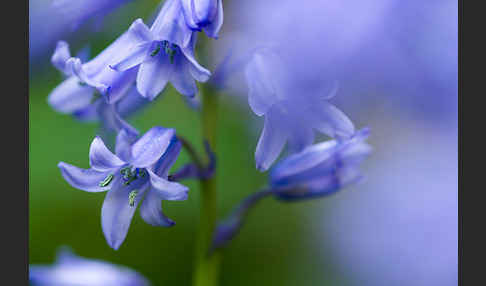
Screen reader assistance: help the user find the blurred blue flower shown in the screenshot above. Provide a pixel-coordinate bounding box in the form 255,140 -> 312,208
110,17 -> 210,99
181,0 -> 224,38
270,128 -> 371,201
52,0 -> 132,31
58,127 -> 189,250
244,49 -> 355,171
30,247 -> 151,286
321,121 -> 457,285
212,129 -> 371,250
219,0 -> 457,121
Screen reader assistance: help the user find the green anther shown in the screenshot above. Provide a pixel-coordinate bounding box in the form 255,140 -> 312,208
140,169 -> 147,177
99,174 -> 114,187
78,81 -> 87,86
150,44 -> 161,57
128,190 -> 138,207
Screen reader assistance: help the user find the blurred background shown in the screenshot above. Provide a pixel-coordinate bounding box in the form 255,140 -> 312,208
29,0 -> 457,285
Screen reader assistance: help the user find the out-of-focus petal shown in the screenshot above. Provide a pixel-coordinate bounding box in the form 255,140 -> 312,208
255,111 -> 288,171
311,101 -> 355,140
202,0 -> 223,38
48,77 -> 94,114
51,41 -> 71,75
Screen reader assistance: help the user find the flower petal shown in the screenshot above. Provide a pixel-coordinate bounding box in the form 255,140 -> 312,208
255,111 -> 289,172
48,77 -> 94,114
58,162 -> 112,192
170,55 -> 198,97
51,41 -> 71,75
151,138 -> 181,177
130,127 -> 176,168
139,189 -> 176,226
311,101 -> 355,140
101,183 -> 146,250
147,169 -> 189,201
180,35 -> 211,82
89,136 -> 126,171
110,43 -> 151,72
245,52 -> 279,116
202,0 -> 223,38
136,53 -> 173,100
115,129 -> 137,162
65,57 -> 110,94
150,0 -> 192,47
287,126 -> 315,153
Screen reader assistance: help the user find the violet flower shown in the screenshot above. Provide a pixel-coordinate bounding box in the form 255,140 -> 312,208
245,49 -> 355,171
58,127 -> 188,250
110,16 -> 210,99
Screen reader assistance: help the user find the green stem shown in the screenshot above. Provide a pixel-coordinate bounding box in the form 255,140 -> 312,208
192,85 -> 221,286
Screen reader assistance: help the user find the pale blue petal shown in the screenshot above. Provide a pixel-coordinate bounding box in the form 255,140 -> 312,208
202,0 -> 223,38
245,53 -> 278,116
151,138 -> 181,177
51,41 -> 71,75
110,43 -> 151,71
150,0 -> 192,47
58,162 -> 112,192
115,129 -> 137,162
101,182 -> 146,250
48,77 -> 94,114
136,53 -> 173,100
147,169 -> 189,201
180,0 -> 199,29
287,126 -> 315,153
180,35 -> 211,82
311,101 -> 355,140
255,111 -> 288,171
130,127 -> 176,167
139,189 -> 176,226
89,136 -> 126,171
170,54 -> 198,97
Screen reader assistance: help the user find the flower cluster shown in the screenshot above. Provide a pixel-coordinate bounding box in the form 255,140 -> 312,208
47,0 -> 370,261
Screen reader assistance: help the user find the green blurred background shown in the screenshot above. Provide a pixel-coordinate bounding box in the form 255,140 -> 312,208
29,2 -> 345,284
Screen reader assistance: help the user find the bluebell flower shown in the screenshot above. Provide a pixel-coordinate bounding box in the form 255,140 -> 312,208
270,128 -> 371,201
30,247 -> 151,286
212,129 -> 371,251
49,38 -> 149,137
181,0 -> 224,38
245,49 -> 355,171
52,0 -> 132,31
58,127 -> 189,250
110,17 -> 210,99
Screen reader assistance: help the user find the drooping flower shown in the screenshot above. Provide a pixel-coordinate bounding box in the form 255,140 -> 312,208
110,16 -> 211,100
30,247 -> 151,286
180,0 -> 224,38
269,128 -> 371,201
52,0 -> 132,31
211,129 -> 371,251
58,127 -> 188,250
48,38 -> 149,137
245,49 -> 355,171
